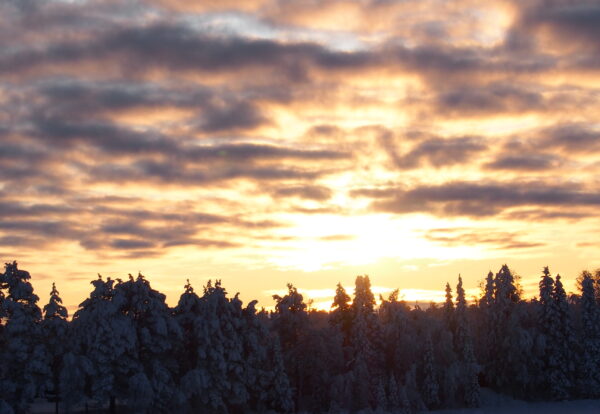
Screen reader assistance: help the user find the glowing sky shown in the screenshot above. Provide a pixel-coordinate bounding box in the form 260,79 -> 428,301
2,0 -> 600,312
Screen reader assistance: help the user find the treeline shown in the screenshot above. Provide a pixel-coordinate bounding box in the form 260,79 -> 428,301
0,262 -> 599,413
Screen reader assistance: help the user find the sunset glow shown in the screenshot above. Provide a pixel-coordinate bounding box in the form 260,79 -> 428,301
2,0 -> 599,312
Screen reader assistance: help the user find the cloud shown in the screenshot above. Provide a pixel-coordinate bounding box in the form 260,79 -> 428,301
110,238 -> 156,250
433,82 -> 545,116
1,0 -> 599,278
88,160 -> 327,186
538,123 -> 600,153
0,194 -> 279,255
353,181 -> 600,217
484,153 -> 564,171
380,134 -> 487,169
501,209 -> 591,221
513,1 -> 600,53
272,185 -> 332,201
198,100 -> 269,132
0,23 -> 377,80
424,227 -> 545,250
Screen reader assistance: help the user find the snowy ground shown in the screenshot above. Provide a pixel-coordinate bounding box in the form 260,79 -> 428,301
29,389 -> 600,413
426,388 -> 600,414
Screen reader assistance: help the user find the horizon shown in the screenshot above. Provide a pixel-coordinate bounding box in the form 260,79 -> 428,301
5,259 -> 590,314
2,0 -> 599,315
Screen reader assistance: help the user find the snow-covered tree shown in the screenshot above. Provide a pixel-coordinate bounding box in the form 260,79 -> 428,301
550,274 -> 576,398
41,283 -> 69,413
420,333 -> 439,409
348,275 -> 382,411
443,282 -> 454,330
172,279 -> 205,410
475,271 -> 495,366
482,271 -> 494,309
379,290 -> 414,382
272,283 -> 309,409
330,282 -> 352,343
578,272 -> 600,397
242,311 -> 294,414
454,276 -> 480,407
198,280 -> 247,411
404,364 -> 426,413
484,264 -> 532,395
387,374 -> 410,414
0,262 -> 45,413
70,275 -> 136,413
265,338 -> 294,413
536,267 -> 576,400
113,274 -> 183,412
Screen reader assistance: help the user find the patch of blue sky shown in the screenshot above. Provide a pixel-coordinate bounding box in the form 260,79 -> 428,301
182,11 -> 368,52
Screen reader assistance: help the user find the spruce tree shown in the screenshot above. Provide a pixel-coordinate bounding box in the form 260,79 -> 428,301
387,374 -> 410,414
263,335 -> 294,413
183,279 -> 248,412
113,274 -> 183,412
454,276 -> 480,407
486,265 -> 532,396
379,290 -> 413,384
443,282 -> 454,330
476,271 -> 495,366
173,280 -> 207,410
41,283 -> 69,413
272,283 -> 309,410
537,268 -> 574,400
550,274 -> 575,399
0,262 -> 45,413
404,364 -> 426,412
421,333 -> 439,409
70,276 -> 136,413
482,271 -> 494,309
349,275 -> 381,411
579,272 -> 600,397
330,282 -> 352,344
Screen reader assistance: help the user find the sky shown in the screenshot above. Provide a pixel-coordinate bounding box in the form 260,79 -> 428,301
2,0 -> 600,312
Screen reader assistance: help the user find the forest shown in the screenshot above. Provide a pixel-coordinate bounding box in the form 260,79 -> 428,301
0,261 -> 599,414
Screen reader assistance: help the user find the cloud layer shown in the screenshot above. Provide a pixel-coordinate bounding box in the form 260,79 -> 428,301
1,0 -> 599,307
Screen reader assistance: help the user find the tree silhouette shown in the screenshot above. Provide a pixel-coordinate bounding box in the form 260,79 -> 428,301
0,262 -> 598,413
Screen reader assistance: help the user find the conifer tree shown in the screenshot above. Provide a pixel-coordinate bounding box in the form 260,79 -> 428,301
374,378 -> 387,413
453,276 -> 480,407
538,267 -> 555,326
482,271 -> 494,309
404,364 -> 426,412
173,280 -> 207,410
421,333 -> 439,409
579,272 -> 600,397
443,282 -> 454,330
379,290 -> 413,383
272,283 -> 309,410
41,283 -> 69,413
179,279 -> 248,411
537,268 -> 573,399
113,274 -> 183,412
549,274 -> 575,399
349,275 -> 381,410
0,262 -> 45,413
330,282 -> 352,344
485,265 -> 534,396
387,374 -> 410,414
263,335 -> 294,413
476,271 -> 495,365
70,276 -> 136,413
